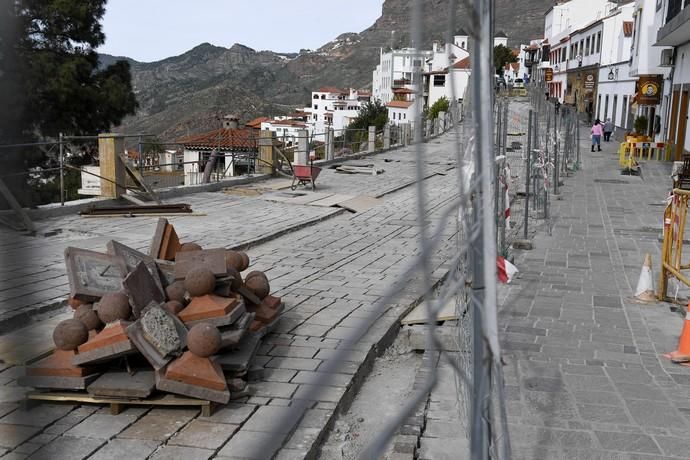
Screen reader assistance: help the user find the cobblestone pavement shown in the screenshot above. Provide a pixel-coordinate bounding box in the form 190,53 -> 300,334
0,139 -> 455,329
499,128 -> 690,460
0,134 -> 460,458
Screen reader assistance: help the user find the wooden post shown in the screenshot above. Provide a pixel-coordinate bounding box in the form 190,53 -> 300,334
98,134 -> 126,198
258,130 -> 275,175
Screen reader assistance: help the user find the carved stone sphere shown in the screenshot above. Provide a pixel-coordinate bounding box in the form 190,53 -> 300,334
68,295 -> 84,310
238,252 -> 250,272
74,304 -> 103,331
179,242 -> 202,252
165,280 -> 187,304
225,250 -> 243,272
244,271 -> 270,300
187,323 -> 222,358
97,292 -> 131,324
184,266 -> 216,297
163,300 -> 185,315
53,319 -> 89,351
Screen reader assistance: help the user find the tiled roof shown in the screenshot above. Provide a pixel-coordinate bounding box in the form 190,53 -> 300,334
452,57 -> 471,69
267,119 -> 307,127
623,21 -> 633,37
246,116 -> 270,129
177,128 -> 257,150
392,88 -> 416,93
317,86 -> 346,94
288,111 -> 310,118
386,101 -> 413,109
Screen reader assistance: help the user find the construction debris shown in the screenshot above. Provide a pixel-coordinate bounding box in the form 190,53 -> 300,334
79,203 -> 193,217
19,217 -> 284,409
335,164 -> 385,175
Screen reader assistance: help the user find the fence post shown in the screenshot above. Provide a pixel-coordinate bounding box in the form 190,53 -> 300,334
59,132 -> 65,206
368,126 -> 376,153
383,124 -> 391,150
502,100 -> 508,158
296,130 -> 308,165
326,128 -> 335,160
525,110 -> 532,240
425,119 -> 432,140
438,111 -> 446,132
258,130 -> 275,175
554,107 -> 559,195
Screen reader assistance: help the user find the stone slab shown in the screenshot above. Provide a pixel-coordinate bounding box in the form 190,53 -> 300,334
215,335 -> 260,373
73,336 -> 136,366
219,312 -> 254,349
168,419 -> 238,449
18,373 -> 100,390
107,240 -> 164,294
64,247 -> 127,302
126,307 -> 187,370
89,439 -> 160,460
87,370 -> 155,398
174,249 -> 227,279
123,261 -> 166,318
156,373 -> 230,405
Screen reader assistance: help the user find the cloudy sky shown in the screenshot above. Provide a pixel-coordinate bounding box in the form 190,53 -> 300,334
99,0 -> 384,62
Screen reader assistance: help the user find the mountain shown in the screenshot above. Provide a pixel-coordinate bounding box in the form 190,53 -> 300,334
109,0 -> 553,141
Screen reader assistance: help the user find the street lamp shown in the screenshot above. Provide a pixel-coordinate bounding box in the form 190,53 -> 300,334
577,55 -> 583,67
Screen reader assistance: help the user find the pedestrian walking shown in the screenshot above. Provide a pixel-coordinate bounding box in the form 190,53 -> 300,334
591,119 -> 603,152
604,118 -> 614,142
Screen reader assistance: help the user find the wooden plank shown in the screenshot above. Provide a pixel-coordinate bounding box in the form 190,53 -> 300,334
401,300 -> 458,325
26,391 -> 213,413
308,194 -> 355,207
336,195 -> 382,213
121,194 -> 148,206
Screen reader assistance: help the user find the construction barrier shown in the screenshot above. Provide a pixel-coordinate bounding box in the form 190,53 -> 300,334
619,141 -> 671,171
659,189 -> 690,301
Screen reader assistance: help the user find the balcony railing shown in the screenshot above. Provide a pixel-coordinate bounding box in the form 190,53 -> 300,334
667,0 -> 683,23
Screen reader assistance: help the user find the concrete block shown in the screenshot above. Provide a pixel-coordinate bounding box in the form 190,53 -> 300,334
127,306 -> 187,370
174,249 -> 227,279
89,439 -> 159,460
123,261 -> 166,318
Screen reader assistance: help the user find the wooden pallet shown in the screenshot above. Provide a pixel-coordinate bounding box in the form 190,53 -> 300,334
25,391 -> 216,416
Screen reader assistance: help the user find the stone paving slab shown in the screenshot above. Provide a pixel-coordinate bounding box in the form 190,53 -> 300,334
0,133 -> 461,459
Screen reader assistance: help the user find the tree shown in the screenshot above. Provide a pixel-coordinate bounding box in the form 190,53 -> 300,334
493,44 -> 517,76
0,0 -> 138,207
348,99 -> 389,132
428,97 -> 450,120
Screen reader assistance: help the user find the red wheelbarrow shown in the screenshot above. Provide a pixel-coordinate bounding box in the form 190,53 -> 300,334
291,164 -> 322,191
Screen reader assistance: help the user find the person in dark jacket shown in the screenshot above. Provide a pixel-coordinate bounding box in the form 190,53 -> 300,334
603,118 -> 614,141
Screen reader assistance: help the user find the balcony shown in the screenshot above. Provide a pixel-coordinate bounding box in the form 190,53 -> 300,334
656,0 -> 690,46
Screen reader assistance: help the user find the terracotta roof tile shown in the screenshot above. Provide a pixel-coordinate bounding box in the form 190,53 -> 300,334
246,116 -> 270,129
317,86 -> 346,94
386,101 -> 414,108
177,128 -> 257,150
452,57 -> 471,69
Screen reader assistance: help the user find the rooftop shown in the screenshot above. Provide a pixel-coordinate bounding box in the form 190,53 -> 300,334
177,128 -> 257,150
386,100 -> 414,108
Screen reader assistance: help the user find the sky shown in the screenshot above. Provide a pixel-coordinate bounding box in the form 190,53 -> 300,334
99,0 -> 385,62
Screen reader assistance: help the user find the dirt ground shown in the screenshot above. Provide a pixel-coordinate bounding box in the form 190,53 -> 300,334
317,335 -> 423,459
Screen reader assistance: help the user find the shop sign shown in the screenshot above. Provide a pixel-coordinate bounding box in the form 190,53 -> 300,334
637,75 -> 662,105
584,74 -> 595,89
544,68 -> 553,82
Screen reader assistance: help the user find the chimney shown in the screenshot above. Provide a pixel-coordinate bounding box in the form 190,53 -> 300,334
223,114 -> 240,129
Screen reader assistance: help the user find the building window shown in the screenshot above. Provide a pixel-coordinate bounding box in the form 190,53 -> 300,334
313,114 -> 318,121
321,95 -> 326,99
597,94 -> 602,119
403,113 -> 406,120
579,40 -> 583,56
585,37 -> 590,56
596,32 -> 601,53
313,94 -> 319,99
433,75 -> 446,87
314,105 -> 318,110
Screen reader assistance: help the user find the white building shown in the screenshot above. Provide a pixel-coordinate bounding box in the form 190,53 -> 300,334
423,57 -> 472,110
305,87 -> 371,135
372,48 -> 433,104
655,0 -> 690,158
628,0 -> 672,142
595,3 -> 636,131
260,118 -> 308,147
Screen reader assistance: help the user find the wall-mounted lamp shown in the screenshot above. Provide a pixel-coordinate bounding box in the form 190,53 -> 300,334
607,69 -> 615,80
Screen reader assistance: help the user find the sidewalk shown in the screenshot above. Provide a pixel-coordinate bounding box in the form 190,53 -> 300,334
0,135 -> 461,459
498,124 -> 690,459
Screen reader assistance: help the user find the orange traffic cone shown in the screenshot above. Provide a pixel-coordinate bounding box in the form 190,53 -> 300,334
633,254 -> 656,302
663,308 -> 690,363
